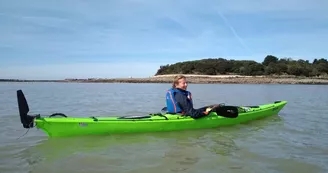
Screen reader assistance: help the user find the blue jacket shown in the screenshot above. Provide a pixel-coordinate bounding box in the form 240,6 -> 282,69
166,88 -> 192,113
166,88 -> 207,119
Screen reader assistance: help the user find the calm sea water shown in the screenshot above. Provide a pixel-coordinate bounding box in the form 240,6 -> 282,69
0,82 -> 327,173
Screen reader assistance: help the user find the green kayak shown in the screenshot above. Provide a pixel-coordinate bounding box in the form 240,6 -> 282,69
17,90 -> 287,137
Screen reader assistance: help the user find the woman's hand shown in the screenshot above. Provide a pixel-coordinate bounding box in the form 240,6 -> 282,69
205,107 -> 213,112
206,104 -> 221,112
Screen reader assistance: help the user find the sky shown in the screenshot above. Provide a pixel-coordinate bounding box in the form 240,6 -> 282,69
0,0 -> 328,79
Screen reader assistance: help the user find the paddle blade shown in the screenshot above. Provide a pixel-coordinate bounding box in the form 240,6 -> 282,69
213,106 -> 239,118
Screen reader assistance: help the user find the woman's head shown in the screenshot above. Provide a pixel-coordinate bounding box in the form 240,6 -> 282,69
172,75 -> 188,90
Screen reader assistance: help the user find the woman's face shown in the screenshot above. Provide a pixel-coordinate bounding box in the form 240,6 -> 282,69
175,78 -> 188,90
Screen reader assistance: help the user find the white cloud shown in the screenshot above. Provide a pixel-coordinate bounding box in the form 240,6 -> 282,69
0,62 -> 165,80
215,0 -> 328,13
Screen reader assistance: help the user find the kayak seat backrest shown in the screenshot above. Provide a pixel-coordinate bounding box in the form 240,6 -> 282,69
117,115 -> 151,119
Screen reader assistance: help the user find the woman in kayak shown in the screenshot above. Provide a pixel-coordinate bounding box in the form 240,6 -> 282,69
165,75 -> 219,119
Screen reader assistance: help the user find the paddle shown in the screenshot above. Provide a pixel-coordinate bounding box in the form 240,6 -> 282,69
161,105 -> 239,118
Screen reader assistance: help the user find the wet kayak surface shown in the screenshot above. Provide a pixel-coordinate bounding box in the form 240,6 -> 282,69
0,82 -> 327,173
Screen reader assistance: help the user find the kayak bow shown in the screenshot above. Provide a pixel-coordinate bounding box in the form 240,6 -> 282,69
16,90 -> 287,137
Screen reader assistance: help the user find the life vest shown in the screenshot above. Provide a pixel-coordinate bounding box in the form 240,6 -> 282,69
166,88 -> 193,114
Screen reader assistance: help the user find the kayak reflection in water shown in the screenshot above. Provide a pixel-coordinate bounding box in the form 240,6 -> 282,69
165,75 -> 220,119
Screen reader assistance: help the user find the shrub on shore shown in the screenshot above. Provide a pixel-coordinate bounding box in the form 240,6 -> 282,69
155,55 -> 328,78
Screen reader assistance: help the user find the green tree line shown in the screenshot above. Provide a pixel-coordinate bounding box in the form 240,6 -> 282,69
155,55 -> 328,77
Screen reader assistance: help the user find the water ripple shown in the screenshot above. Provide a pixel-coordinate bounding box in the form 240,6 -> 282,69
0,83 -> 328,173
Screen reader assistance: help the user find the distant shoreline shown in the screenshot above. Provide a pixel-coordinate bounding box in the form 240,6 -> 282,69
2,74 -> 328,85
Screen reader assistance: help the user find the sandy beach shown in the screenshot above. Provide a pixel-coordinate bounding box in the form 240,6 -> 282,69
63,74 -> 328,85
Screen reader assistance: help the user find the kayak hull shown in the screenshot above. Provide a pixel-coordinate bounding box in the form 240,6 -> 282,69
33,101 -> 287,137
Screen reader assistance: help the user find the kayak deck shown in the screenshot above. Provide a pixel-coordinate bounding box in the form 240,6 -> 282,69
33,100 -> 287,137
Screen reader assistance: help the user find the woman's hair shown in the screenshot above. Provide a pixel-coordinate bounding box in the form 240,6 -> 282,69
172,75 -> 186,88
